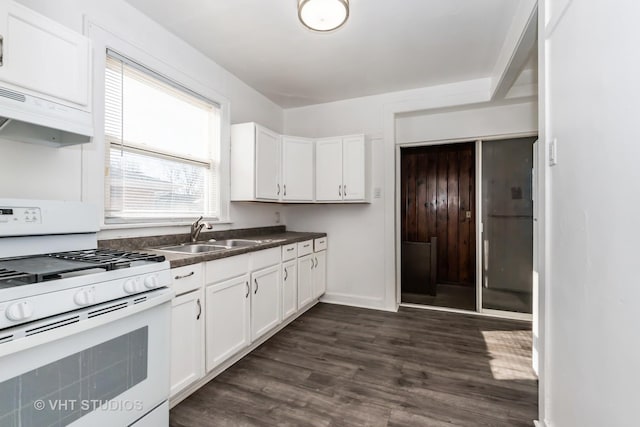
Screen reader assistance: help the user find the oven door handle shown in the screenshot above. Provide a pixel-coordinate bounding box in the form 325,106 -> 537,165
0,287 -> 174,358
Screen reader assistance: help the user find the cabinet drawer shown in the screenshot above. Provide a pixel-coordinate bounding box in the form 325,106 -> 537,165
314,237 -> 327,252
251,247 -> 281,271
171,264 -> 203,296
297,240 -> 313,256
282,243 -> 297,261
205,254 -> 250,284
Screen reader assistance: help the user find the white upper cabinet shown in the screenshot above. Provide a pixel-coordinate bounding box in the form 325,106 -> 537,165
0,1 -> 90,109
255,126 -> 281,200
281,136 -> 314,201
231,122 -> 281,201
315,138 -> 343,201
231,123 -> 370,204
316,135 -> 370,202
342,136 -> 368,201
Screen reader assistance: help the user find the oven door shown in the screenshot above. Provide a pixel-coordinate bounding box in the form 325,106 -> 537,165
0,288 -> 173,427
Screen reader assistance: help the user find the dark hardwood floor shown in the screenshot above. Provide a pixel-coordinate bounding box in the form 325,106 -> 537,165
170,303 -> 537,427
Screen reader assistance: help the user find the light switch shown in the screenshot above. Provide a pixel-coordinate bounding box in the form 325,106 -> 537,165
374,188 -> 382,199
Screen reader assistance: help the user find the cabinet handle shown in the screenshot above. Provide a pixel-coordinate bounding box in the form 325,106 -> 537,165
245,281 -> 250,298
287,247 -> 294,252
315,257 -> 318,268
344,185 -> 347,196
284,184 -> 287,196
0,36 -> 4,67
284,267 -> 288,281
196,298 -> 202,320
174,271 -> 194,280
311,259 -> 314,270
277,183 -> 280,195
254,278 -> 259,294
338,185 -> 342,196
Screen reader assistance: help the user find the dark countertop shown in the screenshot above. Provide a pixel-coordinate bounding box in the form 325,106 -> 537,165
99,227 -> 326,269
149,231 -> 326,268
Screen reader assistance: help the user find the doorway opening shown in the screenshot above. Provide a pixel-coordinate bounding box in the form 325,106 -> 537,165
399,136 -> 536,317
400,142 -> 476,310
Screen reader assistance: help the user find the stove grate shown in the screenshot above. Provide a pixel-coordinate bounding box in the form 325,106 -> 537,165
48,249 -> 165,270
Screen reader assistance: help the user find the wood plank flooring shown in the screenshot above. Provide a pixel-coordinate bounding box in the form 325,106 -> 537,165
170,303 -> 537,427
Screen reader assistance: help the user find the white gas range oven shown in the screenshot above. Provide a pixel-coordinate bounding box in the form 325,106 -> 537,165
0,199 -> 173,427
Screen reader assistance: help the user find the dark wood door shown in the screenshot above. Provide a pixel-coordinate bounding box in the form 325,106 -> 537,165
401,143 -> 476,286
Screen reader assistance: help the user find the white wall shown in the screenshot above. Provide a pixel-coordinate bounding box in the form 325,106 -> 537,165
543,1 -> 640,426
0,0 -> 284,237
284,82 -> 537,310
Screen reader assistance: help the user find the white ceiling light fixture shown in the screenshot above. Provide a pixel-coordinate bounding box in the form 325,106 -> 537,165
298,0 -> 349,32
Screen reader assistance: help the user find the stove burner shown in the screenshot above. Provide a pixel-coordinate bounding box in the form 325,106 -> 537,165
49,249 -> 165,270
0,249 -> 165,286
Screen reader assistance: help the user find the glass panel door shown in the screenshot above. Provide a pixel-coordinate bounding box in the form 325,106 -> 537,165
481,137 -> 536,314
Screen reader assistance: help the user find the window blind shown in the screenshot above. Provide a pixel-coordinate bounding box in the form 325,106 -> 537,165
104,50 -> 221,221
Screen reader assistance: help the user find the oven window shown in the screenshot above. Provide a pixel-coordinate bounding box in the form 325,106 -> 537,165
0,327 -> 148,426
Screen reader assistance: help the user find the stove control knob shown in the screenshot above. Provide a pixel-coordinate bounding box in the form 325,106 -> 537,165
74,288 -> 96,306
144,275 -> 159,289
123,279 -> 139,294
6,301 -> 34,322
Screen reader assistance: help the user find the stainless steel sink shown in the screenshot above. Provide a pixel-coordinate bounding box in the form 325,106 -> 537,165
157,243 -> 230,254
208,239 -> 261,248
208,238 -> 287,247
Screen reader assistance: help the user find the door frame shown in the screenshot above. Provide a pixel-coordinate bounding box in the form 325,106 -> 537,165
395,131 -> 538,321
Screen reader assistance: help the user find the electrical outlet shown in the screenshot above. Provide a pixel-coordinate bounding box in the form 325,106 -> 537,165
549,138 -> 558,166
374,187 -> 382,199
274,211 -> 280,224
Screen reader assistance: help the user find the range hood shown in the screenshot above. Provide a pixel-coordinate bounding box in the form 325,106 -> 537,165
0,85 -> 93,146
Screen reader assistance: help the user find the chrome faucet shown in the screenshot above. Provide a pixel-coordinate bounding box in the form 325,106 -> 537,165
190,216 -> 213,242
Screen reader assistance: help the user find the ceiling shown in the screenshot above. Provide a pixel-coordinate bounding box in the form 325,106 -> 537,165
125,0 -> 523,108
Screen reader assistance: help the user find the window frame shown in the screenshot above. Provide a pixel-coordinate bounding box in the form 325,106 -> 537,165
86,22 -> 232,230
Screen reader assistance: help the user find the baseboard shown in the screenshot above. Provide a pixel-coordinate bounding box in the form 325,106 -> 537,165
534,420 -> 550,427
320,292 -> 392,311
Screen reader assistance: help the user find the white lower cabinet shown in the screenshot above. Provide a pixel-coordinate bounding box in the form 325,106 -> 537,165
251,264 -> 281,341
171,237 -> 327,401
205,274 -> 251,372
297,254 -> 314,307
313,250 -> 327,299
170,289 -> 204,398
282,260 -> 297,319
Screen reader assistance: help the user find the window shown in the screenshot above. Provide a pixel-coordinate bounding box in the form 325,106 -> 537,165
104,50 -> 221,222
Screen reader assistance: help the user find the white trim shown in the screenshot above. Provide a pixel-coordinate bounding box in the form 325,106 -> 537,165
475,139 -> 483,312
399,303 -> 532,322
320,292 -> 391,312
481,308 -> 533,321
82,18 -> 232,231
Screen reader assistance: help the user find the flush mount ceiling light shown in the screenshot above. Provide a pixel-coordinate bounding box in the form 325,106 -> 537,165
298,0 -> 349,32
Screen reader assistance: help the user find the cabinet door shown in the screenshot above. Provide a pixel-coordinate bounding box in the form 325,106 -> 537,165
315,138 -> 343,201
313,250 -> 327,299
282,136 -> 314,201
205,274 -> 250,372
251,264 -> 281,341
342,136 -> 367,200
170,289 -> 204,398
282,260 -> 297,320
255,125 -> 281,200
297,254 -> 314,307
0,2 -> 90,107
